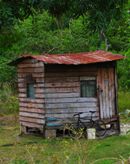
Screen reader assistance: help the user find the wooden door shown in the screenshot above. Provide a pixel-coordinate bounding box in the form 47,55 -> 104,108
97,67 -> 115,119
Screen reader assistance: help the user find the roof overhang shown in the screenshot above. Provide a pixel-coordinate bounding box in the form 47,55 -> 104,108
9,50 -> 125,66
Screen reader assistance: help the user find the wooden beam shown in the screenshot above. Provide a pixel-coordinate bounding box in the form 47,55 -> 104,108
20,116 -> 45,124
20,107 -> 45,114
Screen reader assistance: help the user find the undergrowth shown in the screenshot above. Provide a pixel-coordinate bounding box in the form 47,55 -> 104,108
0,85 -> 19,115
118,91 -> 130,112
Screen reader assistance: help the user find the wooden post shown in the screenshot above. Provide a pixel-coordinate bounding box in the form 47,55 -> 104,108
44,129 -> 56,138
114,62 -> 120,134
20,124 -> 28,134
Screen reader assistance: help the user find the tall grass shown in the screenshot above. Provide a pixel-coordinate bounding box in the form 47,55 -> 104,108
0,85 -> 19,115
118,91 -> 130,112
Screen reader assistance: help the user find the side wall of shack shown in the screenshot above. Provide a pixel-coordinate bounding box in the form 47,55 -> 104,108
44,62 -> 117,121
17,59 -> 45,132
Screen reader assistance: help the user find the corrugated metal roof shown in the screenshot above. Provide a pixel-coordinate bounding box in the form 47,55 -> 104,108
10,50 -> 124,65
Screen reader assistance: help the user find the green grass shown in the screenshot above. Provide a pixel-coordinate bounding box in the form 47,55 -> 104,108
0,116 -> 130,164
118,91 -> 130,112
118,91 -> 130,123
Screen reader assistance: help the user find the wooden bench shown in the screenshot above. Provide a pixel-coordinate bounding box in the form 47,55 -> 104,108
44,117 -> 70,138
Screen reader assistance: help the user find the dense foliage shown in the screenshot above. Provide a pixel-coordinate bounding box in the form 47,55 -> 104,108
0,0 -> 130,90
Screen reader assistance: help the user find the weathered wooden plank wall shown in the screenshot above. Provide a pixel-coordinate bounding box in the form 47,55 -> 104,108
97,63 -> 115,119
18,59 -> 45,130
44,65 -> 99,119
17,60 -> 117,131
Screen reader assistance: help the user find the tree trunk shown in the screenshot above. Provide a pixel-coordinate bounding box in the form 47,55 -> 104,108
99,29 -> 110,51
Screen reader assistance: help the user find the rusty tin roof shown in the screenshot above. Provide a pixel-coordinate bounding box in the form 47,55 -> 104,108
10,50 -> 124,65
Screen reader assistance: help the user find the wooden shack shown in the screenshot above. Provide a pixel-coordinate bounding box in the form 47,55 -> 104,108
10,50 -> 124,137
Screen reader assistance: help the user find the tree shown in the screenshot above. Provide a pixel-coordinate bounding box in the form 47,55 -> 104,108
0,0 -> 39,30
39,0 -> 128,50
74,0 -> 128,50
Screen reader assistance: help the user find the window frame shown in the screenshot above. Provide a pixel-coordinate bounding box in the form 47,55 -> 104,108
80,77 -> 97,98
26,74 -> 36,99
26,83 -> 35,99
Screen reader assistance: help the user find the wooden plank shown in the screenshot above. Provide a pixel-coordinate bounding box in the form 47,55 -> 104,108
114,64 -> 120,131
104,68 -> 109,118
45,93 -> 80,98
45,102 -> 97,109
20,116 -> 45,124
35,94 -> 45,99
32,74 -> 44,78
35,87 -> 44,91
18,63 -> 44,72
102,68 -> 106,118
18,83 -> 45,89
97,67 -> 101,119
97,67 -> 103,119
20,111 -> 44,119
18,62 -> 44,68
18,74 -> 44,79
18,74 -> 26,78
19,102 -> 44,109
80,77 -> 96,80
35,88 -> 44,94
108,68 -> 113,117
18,67 -> 44,73
19,93 -> 45,99
20,107 -> 45,114
36,78 -> 44,83
45,113 -> 99,118
20,121 -> 44,128
45,81 -> 79,88
34,83 -> 45,87
111,67 -> 115,116
46,112 -> 99,119
18,93 -> 26,98
19,98 -> 44,103
19,85 -> 80,94
46,107 -> 98,114
18,88 -> 26,93
18,78 -> 25,83
45,77 -> 79,83
45,97 -> 97,103
44,87 -> 80,93
18,77 -> 44,83
18,83 -> 26,88
45,72 -> 97,77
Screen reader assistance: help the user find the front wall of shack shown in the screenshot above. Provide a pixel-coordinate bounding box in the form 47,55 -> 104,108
44,62 -> 117,120
17,59 -> 45,131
